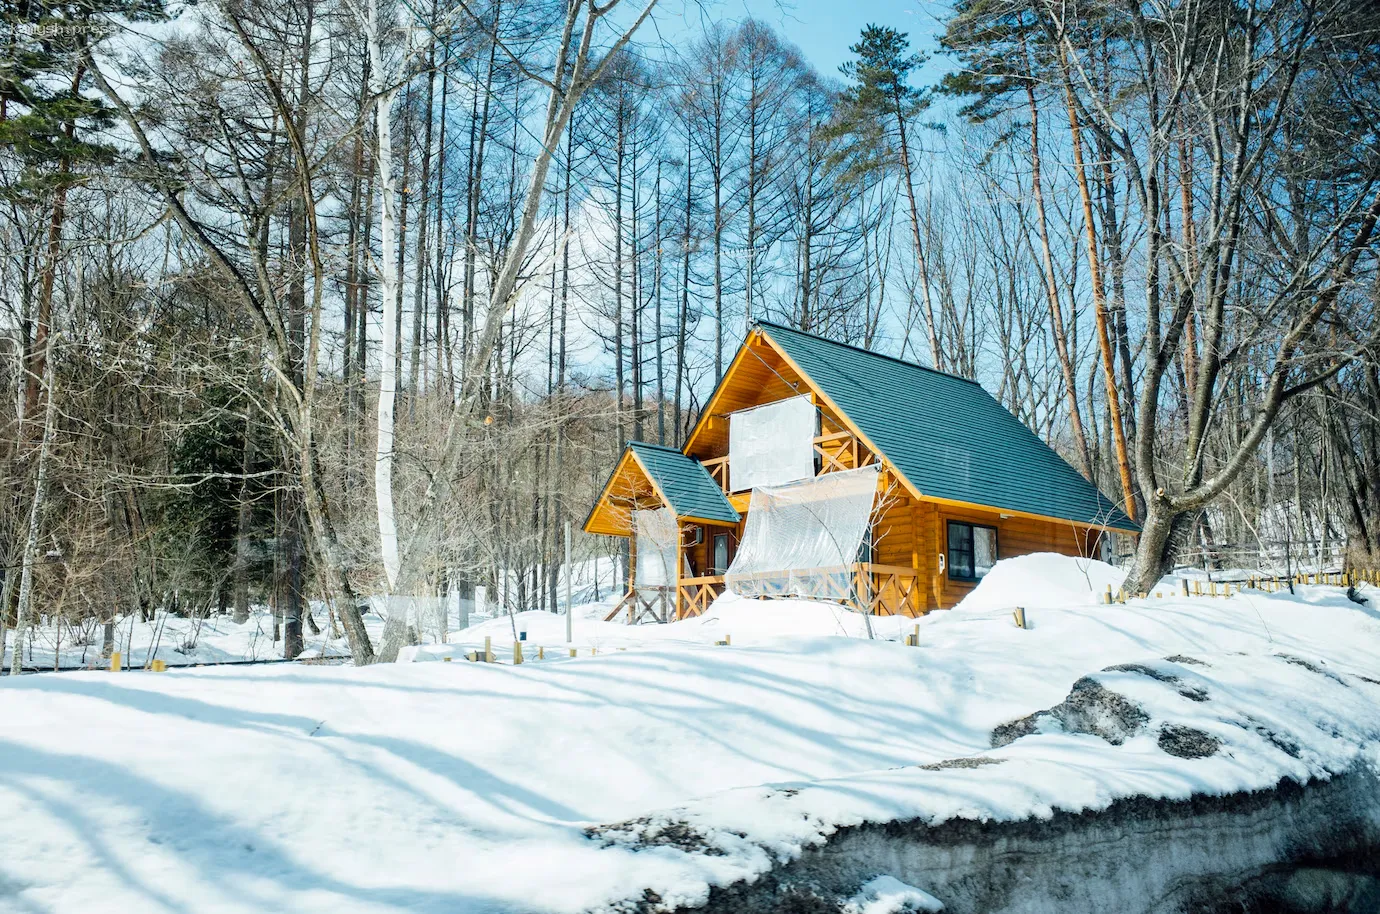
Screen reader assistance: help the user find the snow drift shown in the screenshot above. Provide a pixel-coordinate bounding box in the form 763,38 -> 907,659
4,554 -> 1380,914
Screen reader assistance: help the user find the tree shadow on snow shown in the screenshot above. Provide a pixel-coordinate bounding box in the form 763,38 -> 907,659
0,737 -> 513,913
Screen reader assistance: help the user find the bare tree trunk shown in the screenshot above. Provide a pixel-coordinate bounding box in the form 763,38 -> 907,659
675,153 -> 691,445
9,333 -> 59,677
1060,65 -> 1136,519
364,0 -> 402,593
410,20 -> 437,406
1025,80 -> 1093,479
232,407 -> 255,624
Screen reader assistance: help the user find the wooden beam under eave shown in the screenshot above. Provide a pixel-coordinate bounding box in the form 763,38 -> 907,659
683,327 -> 769,456
584,449 -> 661,537
915,493 -> 1139,536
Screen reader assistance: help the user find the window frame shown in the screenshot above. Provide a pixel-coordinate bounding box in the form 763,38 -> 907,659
946,520 -> 998,583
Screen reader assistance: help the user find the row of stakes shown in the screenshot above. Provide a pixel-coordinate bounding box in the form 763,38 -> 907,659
1102,569 -> 1370,605
103,653 -> 167,672
102,570 -> 1375,672
99,636 -> 742,671
456,634 -> 737,665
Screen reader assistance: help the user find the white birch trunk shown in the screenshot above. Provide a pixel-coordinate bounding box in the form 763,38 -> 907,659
9,334 -> 60,677
365,0 -> 402,594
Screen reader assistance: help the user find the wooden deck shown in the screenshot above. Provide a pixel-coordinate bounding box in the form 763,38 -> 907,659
608,562 -> 923,624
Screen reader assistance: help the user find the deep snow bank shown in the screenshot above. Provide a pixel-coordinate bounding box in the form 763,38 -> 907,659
686,765 -> 1380,914
949,552 -> 1126,613
591,643 -> 1380,912
5,555 -> 1380,913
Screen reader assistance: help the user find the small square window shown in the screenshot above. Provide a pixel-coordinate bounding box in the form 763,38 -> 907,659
947,521 -> 997,582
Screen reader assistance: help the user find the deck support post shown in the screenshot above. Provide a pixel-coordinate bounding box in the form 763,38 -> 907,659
910,503 -> 923,616
673,524 -> 684,622
627,534 -> 638,625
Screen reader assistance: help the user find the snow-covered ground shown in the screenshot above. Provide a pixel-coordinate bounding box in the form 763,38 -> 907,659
4,554 -> 1380,913
2,557 -> 624,671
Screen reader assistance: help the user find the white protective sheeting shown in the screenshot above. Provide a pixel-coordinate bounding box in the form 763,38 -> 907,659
728,394 -> 817,492
725,464 -> 880,602
634,507 -> 680,589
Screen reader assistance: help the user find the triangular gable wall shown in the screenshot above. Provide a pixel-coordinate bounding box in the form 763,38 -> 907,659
584,449 -> 663,536
682,328 -> 923,503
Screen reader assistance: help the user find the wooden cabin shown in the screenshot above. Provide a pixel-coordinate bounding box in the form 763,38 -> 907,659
585,321 -> 1138,622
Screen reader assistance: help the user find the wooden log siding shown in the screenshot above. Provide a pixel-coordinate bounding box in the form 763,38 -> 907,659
920,501 -> 1100,608
590,323 -> 1129,621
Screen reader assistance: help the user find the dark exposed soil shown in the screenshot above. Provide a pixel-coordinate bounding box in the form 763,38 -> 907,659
672,768 -> 1380,914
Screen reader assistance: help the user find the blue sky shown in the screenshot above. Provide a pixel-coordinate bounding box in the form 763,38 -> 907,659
651,0 -> 954,86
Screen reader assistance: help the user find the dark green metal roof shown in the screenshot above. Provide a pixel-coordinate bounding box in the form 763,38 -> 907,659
630,441 -> 740,525
758,321 -> 1138,532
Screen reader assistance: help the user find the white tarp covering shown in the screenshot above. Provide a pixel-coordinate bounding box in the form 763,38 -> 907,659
728,394 -> 816,492
725,465 -> 880,602
634,507 -> 679,589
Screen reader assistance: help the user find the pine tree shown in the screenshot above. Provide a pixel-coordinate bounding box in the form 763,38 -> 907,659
833,26 -> 944,369
2,0 -> 165,426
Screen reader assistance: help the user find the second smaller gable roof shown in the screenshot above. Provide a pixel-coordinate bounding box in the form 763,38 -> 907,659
629,442 -> 740,525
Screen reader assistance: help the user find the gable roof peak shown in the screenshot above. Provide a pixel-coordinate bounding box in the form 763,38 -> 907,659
753,320 -> 985,389
751,319 -> 1138,533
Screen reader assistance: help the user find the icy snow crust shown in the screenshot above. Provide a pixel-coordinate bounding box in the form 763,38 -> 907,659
5,554 -> 1380,913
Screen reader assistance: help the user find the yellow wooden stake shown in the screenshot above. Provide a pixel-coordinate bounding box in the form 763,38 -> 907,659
538,646 -> 545,660
110,651 -> 121,672
484,636 -> 493,663
1181,579 -> 1190,597
1013,607 -> 1027,629
569,648 -> 577,658
443,656 -> 452,662
513,641 -> 523,665
1105,585 -> 1113,604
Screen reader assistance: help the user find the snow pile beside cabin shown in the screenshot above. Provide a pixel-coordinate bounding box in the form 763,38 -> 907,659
5,554 -> 1380,913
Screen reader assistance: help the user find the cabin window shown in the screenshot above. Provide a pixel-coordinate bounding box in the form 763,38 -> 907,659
947,521 -> 997,582
712,534 -> 730,575
856,524 -> 874,565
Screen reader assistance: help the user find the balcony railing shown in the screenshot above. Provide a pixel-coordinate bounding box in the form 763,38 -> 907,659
699,431 -> 877,496
610,563 -> 922,624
